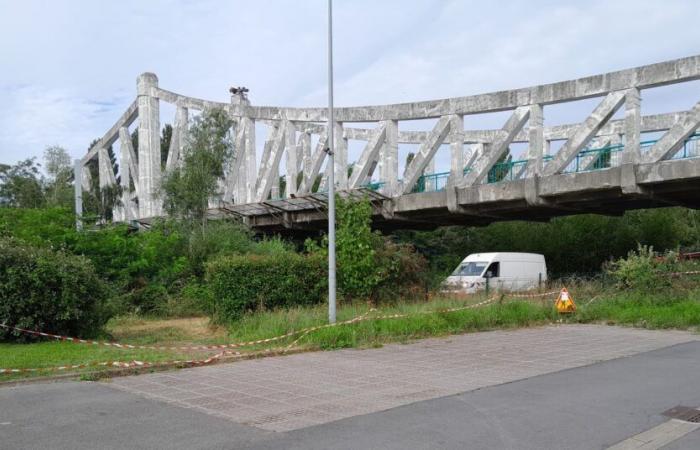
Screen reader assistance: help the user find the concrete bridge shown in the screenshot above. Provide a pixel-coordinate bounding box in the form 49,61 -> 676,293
78,55 -> 700,233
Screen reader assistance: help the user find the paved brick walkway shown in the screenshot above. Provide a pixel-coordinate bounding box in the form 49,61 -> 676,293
107,325 -> 698,432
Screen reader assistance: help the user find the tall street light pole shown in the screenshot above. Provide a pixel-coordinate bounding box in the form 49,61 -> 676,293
327,0 -> 337,324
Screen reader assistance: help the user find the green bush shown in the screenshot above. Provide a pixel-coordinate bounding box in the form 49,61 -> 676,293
206,252 -> 327,321
605,244 -> 679,290
0,238 -> 109,341
307,196 -> 429,302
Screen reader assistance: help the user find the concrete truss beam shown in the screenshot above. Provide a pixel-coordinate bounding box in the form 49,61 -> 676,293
255,121 -> 288,202
461,106 -> 530,186
402,115 -> 452,194
542,91 -> 626,177
642,100 -> 700,163
349,123 -> 387,189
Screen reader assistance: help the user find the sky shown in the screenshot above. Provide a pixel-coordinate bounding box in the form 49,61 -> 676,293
1,0 -> 699,172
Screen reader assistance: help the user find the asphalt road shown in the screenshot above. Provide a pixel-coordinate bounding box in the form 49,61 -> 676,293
1,341 -> 699,449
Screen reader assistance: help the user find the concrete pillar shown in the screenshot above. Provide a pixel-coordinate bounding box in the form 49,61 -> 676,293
166,105 -> 188,173
119,143 -> 131,222
424,157 -> 436,191
300,131 -> 311,174
334,122 -> 348,189
449,115 -> 465,183
244,118 -> 256,203
527,104 -> 545,177
623,87 -> 641,164
136,72 -> 162,218
285,122 -> 298,197
73,159 -> 83,231
381,119 -> 398,196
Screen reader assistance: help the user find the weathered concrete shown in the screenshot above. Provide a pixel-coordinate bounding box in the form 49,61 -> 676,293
81,55 -> 700,229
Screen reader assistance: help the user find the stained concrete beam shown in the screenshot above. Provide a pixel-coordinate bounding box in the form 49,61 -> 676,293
235,55 -> 700,122
542,91 -> 626,177
165,106 -> 188,172
118,127 -> 139,196
402,115 -> 452,194
349,124 -> 387,189
298,132 -> 328,194
461,107 -> 530,186
642,99 -> 700,163
136,72 -> 162,218
255,121 -> 287,202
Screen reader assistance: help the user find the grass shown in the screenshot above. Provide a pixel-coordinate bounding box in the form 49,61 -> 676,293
2,287 -> 700,382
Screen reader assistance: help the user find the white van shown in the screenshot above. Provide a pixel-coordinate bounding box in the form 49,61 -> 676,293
442,252 -> 547,294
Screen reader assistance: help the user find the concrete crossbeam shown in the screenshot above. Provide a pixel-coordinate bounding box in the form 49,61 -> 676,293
349,124 -> 387,189
232,55 -> 700,122
298,132 -> 328,194
165,105 -> 188,173
255,121 -> 287,202
402,115 -> 452,194
462,106 -> 530,186
643,99 -> 700,163
542,91 -> 626,177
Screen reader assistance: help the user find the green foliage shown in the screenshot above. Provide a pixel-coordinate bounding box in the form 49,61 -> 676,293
397,207 -> 700,280
0,237 -> 109,341
0,207 -> 76,247
43,146 -> 74,208
336,197 -> 381,298
605,244 -> 679,290
308,196 -> 428,302
207,252 -> 327,321
0,158 -> 45,208
162,108 -> 233,226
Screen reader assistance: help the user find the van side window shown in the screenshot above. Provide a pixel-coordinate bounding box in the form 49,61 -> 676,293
484,262 -> 499,277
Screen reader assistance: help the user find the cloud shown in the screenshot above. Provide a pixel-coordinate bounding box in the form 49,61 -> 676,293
1,0 -> 699,171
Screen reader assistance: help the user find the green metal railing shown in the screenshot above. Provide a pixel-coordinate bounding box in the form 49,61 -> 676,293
360,132 -> 700,194
562,143 -> 624,173
487,159 -> 528,183
640,132 -> 700,159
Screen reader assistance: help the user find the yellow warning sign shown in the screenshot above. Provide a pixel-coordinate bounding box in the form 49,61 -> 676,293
554,288 -> 576,313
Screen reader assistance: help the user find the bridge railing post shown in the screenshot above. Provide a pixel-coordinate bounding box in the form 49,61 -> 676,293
449,115 -> 465,184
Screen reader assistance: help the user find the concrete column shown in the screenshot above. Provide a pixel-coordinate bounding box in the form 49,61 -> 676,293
300,131 -> 311,174
285,122 -> 298,197
623,87 -> 641,164
136,72 -> 162,218
381,119 -> 398,196
119,142 -> 131,222
449,115 -> 465,183
244,118 -> 257,203
73,159 -> 83,231
527,104 -> 545,177
334,122 -> 348,189
424,157 -> 436,191
166,105 -> 188,172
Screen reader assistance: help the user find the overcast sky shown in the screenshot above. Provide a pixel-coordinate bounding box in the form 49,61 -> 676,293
1,0 -> 699,169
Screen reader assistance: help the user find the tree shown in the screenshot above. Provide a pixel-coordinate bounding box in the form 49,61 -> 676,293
43,145 -> 73,207
0,158 -> 45,208
162,108 -> 233,232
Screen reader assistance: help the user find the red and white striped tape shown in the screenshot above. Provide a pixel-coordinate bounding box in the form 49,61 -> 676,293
1,297 -> 503,375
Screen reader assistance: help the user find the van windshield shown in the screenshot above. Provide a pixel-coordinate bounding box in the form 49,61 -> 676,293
451,261 -> 488,277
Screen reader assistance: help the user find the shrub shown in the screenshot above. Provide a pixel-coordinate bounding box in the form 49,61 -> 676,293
206,252 -> 327,321
0,237 -> 109,341
605,244 -> 679,290
374,240 -> 430,302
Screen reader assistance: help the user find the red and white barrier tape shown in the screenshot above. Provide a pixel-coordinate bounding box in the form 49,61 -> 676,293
1,297 -> 503,375
0,298 -> 498,354
503,290 -> 560,298
667,270 -> 700,276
